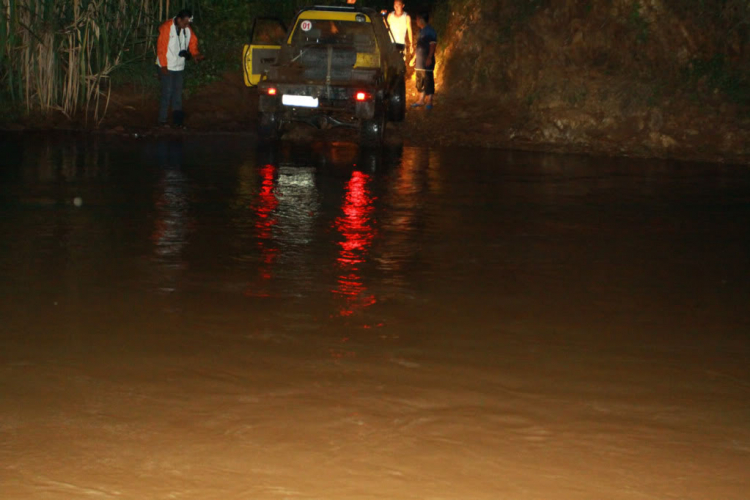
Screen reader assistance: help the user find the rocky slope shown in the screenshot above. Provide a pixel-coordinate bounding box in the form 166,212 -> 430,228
428,0 -> 750,162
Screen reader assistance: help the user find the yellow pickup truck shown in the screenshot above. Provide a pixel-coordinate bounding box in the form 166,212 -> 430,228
243,6 -> 407,145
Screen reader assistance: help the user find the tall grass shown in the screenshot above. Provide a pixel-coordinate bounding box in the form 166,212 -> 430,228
0,0 -> 401,124
0,0 -> 192,123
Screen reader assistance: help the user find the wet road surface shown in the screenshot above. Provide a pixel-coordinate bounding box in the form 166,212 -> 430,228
1,134 -> 749,499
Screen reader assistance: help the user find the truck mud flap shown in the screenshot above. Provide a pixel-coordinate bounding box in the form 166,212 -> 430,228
355,100 -> 376,121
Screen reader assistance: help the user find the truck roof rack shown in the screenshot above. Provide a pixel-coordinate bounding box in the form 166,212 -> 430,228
305,5 -> 378,14
309,6 -> 356,11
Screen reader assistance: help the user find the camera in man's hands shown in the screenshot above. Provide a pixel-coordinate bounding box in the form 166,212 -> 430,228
178,50 -> 192,61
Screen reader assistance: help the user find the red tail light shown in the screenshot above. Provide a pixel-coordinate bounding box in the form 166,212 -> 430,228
355,91 -> 367,101
267,87 -> 277,96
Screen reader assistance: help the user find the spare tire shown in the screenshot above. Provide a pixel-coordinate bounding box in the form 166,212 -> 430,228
299,45 -> 357,81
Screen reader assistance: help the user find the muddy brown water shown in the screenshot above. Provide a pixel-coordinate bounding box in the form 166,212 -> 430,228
1,134 -> 749,499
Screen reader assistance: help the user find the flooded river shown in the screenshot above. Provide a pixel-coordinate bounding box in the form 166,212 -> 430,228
1,134 -> 749,499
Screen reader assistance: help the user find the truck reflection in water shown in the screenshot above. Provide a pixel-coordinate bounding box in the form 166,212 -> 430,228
229,143 -> 412,318
333,170 -> 377,317
254,163 -> 279,287
242,155 -> 321,299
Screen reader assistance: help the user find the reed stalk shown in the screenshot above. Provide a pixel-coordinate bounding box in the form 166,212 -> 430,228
0,0 -> 175,123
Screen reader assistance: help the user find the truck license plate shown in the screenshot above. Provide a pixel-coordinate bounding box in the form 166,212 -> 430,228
282,95 -> 319,108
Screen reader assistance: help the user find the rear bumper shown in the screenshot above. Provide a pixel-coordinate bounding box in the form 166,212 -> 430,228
258,83 -> 378,121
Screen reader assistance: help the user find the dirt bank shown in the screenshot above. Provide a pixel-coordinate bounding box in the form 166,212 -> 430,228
430,0 -> 750,163
3,0 -> 750,163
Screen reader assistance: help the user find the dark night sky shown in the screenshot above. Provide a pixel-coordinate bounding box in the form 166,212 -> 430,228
360,0 -> 441,14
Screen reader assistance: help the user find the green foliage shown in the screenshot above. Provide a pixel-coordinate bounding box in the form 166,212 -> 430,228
433,0 -> 547,45
184,0 -> 310,95
664,0 -> 750,63
524,89 -> 540,107
647,81 -> 665,107
514,0 -> 545,24
497,0 -> 547,42
109,59 -> 161,94
664,0 -> 750,27
431,0 -> 472,35
183,35 -> 238,96
628,1 -> 649,44
565,86 -> 588,107
685,54 -> 750,107
0,90 -> 23,122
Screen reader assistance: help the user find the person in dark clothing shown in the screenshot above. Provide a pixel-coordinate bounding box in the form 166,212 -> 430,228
155,9 -> 205,128
412,12 -> 437,110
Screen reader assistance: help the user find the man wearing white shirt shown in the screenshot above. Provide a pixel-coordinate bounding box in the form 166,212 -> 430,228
387,0 -> 413,49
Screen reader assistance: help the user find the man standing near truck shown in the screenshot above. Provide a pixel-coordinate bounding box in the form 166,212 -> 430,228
412,12 -> 437,110
155,9 -> 205,128
387,1 -> 413,49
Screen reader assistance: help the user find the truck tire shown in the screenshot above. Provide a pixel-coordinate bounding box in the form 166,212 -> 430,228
258,112 -> 281,141
388,77 -> 406,122
360,104 -> 386,147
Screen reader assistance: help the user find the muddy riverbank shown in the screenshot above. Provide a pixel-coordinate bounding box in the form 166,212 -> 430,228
2,70 -> 749,165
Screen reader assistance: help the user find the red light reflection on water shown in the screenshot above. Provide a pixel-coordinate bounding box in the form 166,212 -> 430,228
253,164 -> 279,287
333,171 -> 377,317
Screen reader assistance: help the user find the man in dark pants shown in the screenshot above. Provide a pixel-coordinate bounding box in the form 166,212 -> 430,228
155,9 -> 204,128
412,12 -> 437,110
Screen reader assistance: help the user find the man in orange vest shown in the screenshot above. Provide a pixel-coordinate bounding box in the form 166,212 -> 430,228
155,9 -> 205,128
